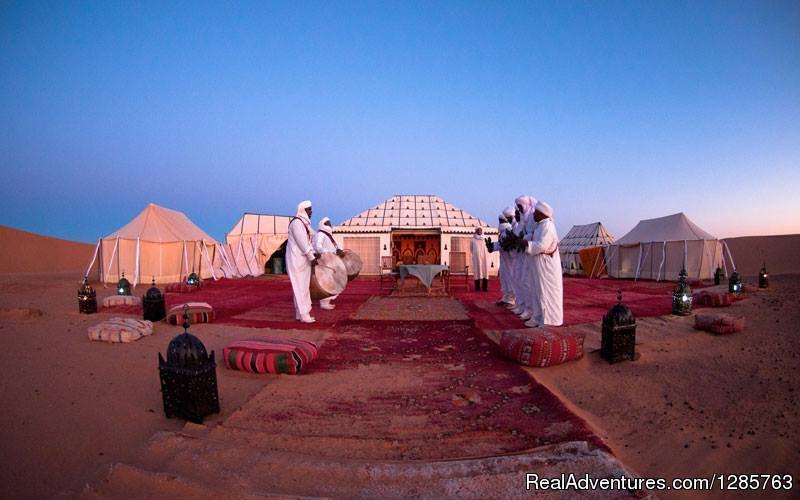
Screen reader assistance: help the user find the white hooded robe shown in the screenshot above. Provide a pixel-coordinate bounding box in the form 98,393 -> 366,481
470,233 -> 488,280
526,217 -> 563,326
313,218 -> 340,306
286,201 -> 316,319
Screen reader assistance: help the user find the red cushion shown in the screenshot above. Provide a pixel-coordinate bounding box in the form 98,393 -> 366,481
166,302 -> 214,325
499,329 -> 584,367
695,313 -> 745,334
223,337 -> 319,375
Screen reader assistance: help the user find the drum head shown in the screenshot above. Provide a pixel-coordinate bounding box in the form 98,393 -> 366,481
341,249 -> 363,281
309,253 -> 348,300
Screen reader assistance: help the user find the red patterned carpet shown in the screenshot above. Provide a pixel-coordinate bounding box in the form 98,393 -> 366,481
224,318 -> 607,459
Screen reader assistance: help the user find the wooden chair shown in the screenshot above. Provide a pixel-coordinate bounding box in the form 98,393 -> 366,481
447,251 -> 469,291
380,255 -> 398,291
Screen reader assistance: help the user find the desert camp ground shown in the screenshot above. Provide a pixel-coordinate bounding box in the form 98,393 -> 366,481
0,199 -> 799,498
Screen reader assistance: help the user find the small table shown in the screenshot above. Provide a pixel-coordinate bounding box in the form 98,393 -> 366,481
398,264 -> 449,292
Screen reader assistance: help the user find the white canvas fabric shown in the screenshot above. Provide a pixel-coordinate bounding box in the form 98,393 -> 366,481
559,222 -> 616,275
88,204 -> 221,286
606,212 -> 727,281
225,213 -> 292,277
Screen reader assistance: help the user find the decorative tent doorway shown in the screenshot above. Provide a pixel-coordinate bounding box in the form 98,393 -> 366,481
391,229 -> 441,265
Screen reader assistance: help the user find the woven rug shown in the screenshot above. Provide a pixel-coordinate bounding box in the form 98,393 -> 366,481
351,296 -> 469,321
222,319 -> 606,460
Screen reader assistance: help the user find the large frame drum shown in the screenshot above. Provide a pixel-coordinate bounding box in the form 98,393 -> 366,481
310,253 -> 348,300
340,249 -> 363,281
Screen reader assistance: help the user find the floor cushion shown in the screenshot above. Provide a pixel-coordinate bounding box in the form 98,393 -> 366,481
166,302 -> 214,325
499,328 -> 584,367
695,313 -> 745,334
102,295 -> 142,308
88,318 -> 153,343
223,337 -> 319,374
694,290 -> 733,307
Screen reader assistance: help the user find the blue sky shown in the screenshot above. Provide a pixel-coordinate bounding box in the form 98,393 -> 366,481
1,0 -> 798,243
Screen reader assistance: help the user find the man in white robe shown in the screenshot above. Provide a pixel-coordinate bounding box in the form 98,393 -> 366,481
470,227 -> 489,292
512,195 -> 537,321
524,201 -> 563,327
488,208 -> 515,306
312,217 -> 345,309
287,200 -> 320,323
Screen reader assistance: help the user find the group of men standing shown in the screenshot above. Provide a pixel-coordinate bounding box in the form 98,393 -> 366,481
285,197 -> 563,327
487,196 -> 563,327
286,200 -> 344,323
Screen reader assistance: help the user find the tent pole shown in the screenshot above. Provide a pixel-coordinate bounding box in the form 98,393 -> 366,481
722,240 -> 736,272
634,244 -> 643,281
116,236 -> 121,282
182,240 -> 190,280
105,238 -> 119,287
657,241 -> 666,282
84,239 -> 101,282
202,241 -> 217,280
133,237 -> 140,288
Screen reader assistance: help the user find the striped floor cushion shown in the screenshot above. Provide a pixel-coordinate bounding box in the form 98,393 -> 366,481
102,295 -> 142,308
499,328 -> 584,367
223,337 -> 319,375
88,318 -> 153,343
166,302 -> 215,325
694,290 -> 733,307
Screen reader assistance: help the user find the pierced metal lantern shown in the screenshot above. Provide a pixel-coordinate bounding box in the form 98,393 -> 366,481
186,271 -> 200,287
672,269 -> 693,316
158,307 -> 220,424
758,263 -> 769,289
714,266 -> 725,286
729,271 -> 743,294
77,276 -> 97,314
117,272 -> 132,296
601,289 -> 636,364
143,278 -> 166,322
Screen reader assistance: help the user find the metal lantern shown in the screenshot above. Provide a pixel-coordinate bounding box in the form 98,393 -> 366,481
672,269 -> 693,316
186,271 -> 200,287
601,289 -> 636,364
158,306 -> 220,424
729,270 -> 743,294
77,276 -> 97,314
758,263 -> 769,289
714,266 -> 725,286
143,278 -> 166,322
117,272 -> 132,296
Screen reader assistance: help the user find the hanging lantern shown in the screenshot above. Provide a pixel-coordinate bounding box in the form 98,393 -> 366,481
758,263 -> 769,289
729,271 -> 743,294
117,272 -> 132,296
601,289 -> 636,364
714,266 -> 725,286
77,276 -> 97,314
186,271 -> 200,287
158,306 -> 220,424
672,269 -> 693,316
143,278 -> 166,322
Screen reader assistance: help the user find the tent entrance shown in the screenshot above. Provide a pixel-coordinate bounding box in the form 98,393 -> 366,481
391,230 -> 441,265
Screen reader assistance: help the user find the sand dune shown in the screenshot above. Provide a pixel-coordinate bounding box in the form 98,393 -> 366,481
0,225 -> 94,274
723,235 -> 800,277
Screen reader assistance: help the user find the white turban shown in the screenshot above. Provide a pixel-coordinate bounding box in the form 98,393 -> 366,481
318,217 -> 332,233
502,206 -> 515,218
295,200 -> 312,222
535,200 -> 553,218
515,195 -> 537,221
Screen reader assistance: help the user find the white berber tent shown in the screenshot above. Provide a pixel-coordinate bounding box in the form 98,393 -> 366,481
224,213 -> 291,277
605,212 -> 734,281
85,203 -> 236,286
559,222 -> 615,275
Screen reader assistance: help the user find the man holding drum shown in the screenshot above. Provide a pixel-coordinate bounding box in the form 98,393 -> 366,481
287,200 -> 320,323
313,217 -> 345,310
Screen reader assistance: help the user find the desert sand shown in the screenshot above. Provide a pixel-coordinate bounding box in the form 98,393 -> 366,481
0,228 -> 798,498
